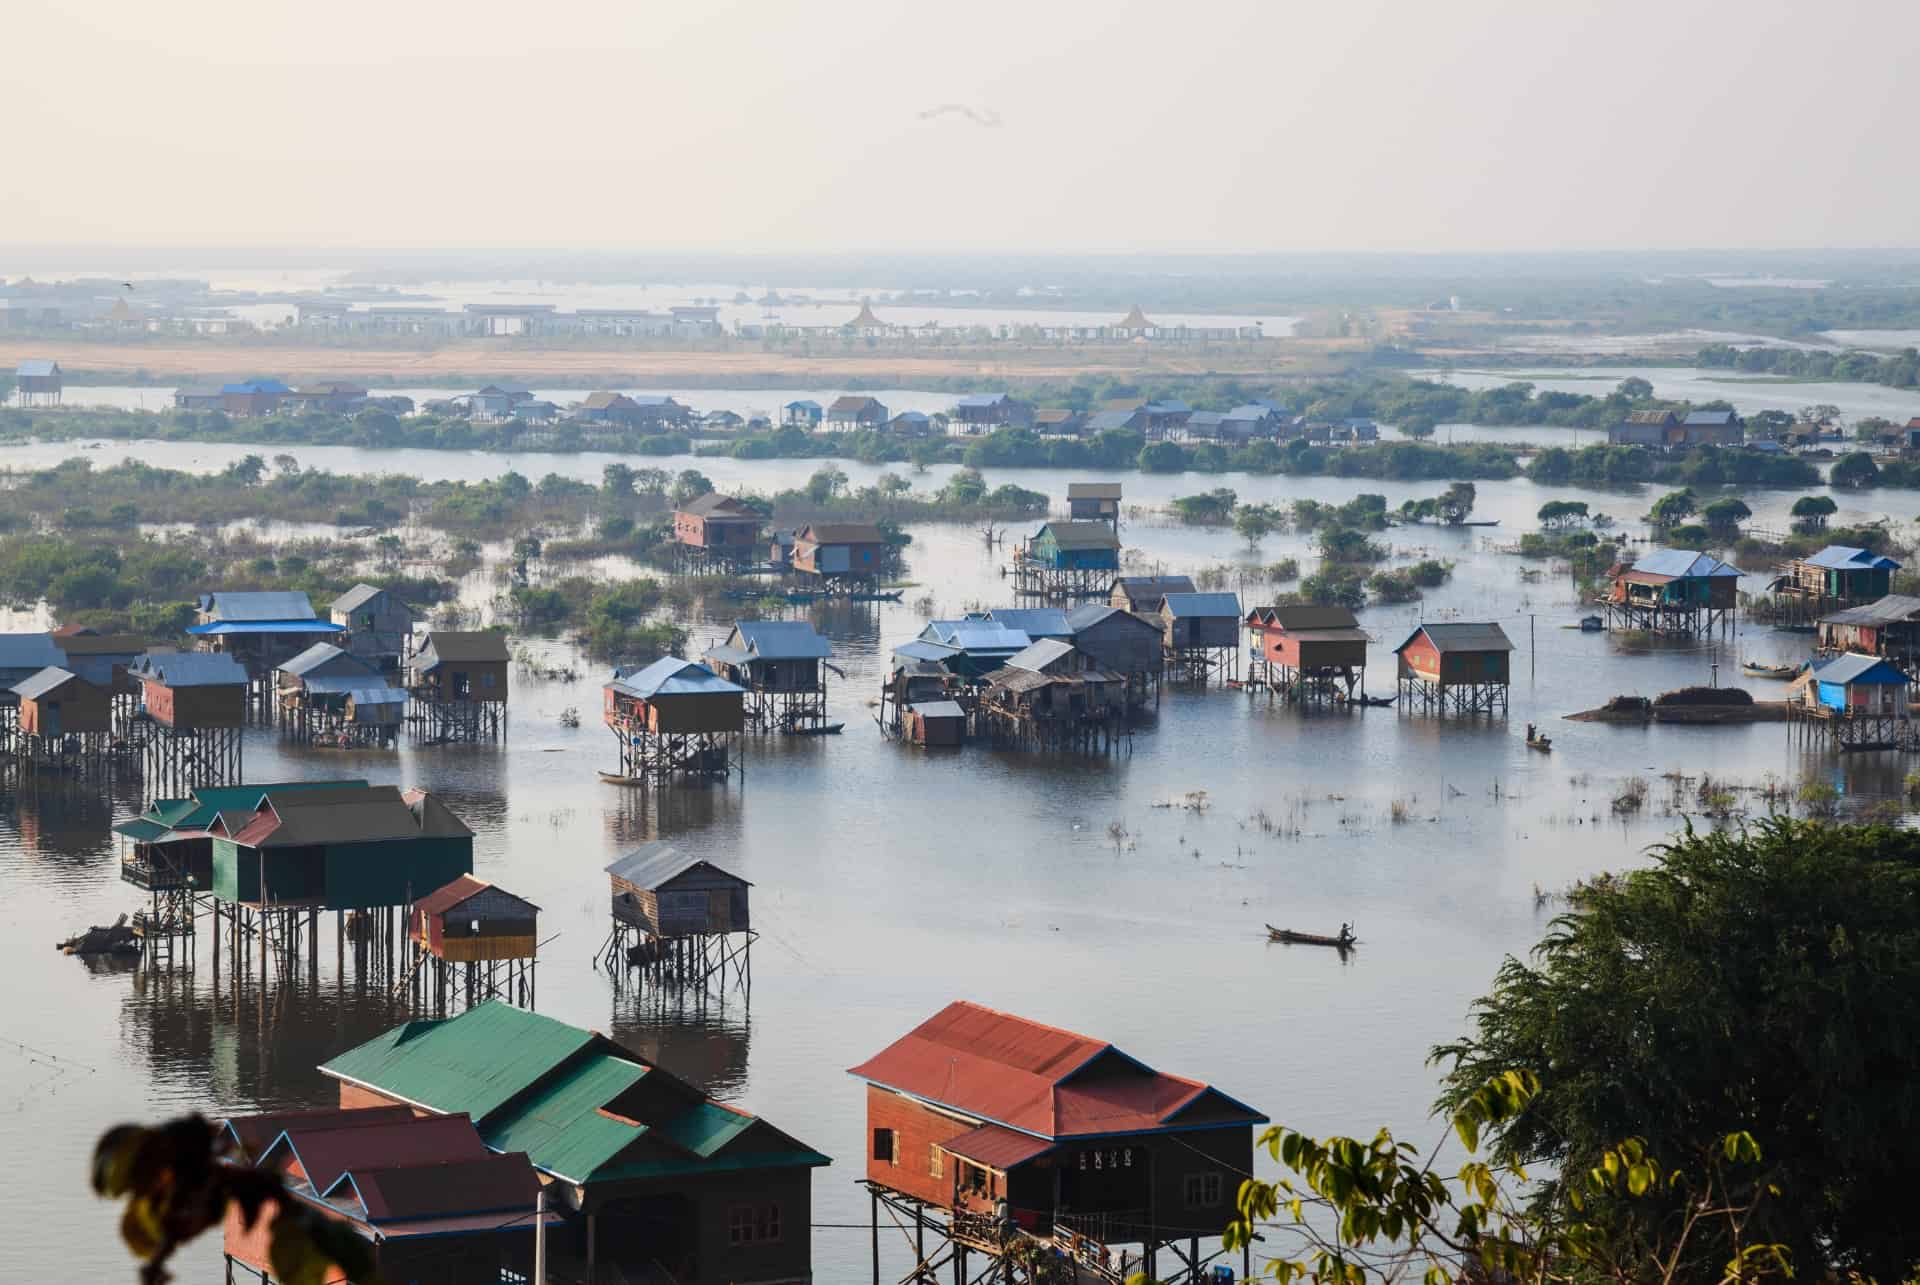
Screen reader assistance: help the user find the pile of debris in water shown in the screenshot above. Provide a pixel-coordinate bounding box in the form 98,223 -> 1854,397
1656,685 -> 1753,707
55,913 -> 139,957
1569,686 -> 1781,724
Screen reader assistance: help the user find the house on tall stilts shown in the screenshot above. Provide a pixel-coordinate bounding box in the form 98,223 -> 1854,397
850,1000 -> 1267,1285
1771,545 -> 1902,626
1159,592 -> 1241,684
1394,622 -> 1513,714
703,620 -> 835,733
126,652 -> 248,796
1604,548 -> 1740,638
600,843 -> 753,993
189,591 -> 344,718
603,658 -> 745,785
1789,653 -> 1917,752
406,630 -> 509,742
1818,595 -> 1920,666
1245,605 -> 1370,702
1013,522 -> 1120,600
276,643 -> 402,747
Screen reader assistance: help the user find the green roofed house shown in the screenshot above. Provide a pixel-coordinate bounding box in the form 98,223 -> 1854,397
321,1000 -> 829,1283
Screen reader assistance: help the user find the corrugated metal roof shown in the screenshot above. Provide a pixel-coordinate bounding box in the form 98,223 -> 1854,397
1805,545 -> 1901,572
1682,410 -> 1739,426
1395,622 -> 1515,654
983,608 -> 1071,637
200,590 -> 320,621
1038,521 -> 1119,551
132,652 -> 247,687
1820,594 -> 1920,626
1247,605 -> 1362,631
418,631 -> 510,664
280,642 -> 368,678
893,639 -> 957,663
922,621 -> 1032,653
331,584 -> 386,613
0,633 -> 67,672
11,666 -> 82,701
677,492 -> 758,518
348,687 -> 405,706
321,1002 -> 600,1123
1007,639 -> 1077,673
907,700 -> 966,719
729,620 -> 833,660
799,522 -> 885,544
480,1053 -> 649,1182
223,1106 -> 414,1162
346,1152 -> 540,1222
955,393 -> 1009,408
1110,575 -> 1196,605
1067,482 -> 1123,500
265,1114 -> 490,1195
608,657 -> 744,700
654,1099 -> 756,1158
848,1000 -> 1266,1140
603,843 -> 750,891
1812,653 -> 1909,685
187,620 -> 344,637
1066,603 -> 1158,634
1631,548 -> 1741,579
1084,410 -> 1138,432
1163,592 -> 1241,618
15,358 -> 57,377
942,1123 -> 1056,1172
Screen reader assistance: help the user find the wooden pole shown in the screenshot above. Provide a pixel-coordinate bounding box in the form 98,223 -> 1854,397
871,1189 -> 881,1285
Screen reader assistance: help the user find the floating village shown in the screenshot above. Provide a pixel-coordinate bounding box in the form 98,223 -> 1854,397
12,409 -> 1920,1285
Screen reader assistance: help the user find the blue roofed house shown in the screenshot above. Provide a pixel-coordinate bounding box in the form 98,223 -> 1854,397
702,621 -> 834,726
0,632 -> 68,706
1801,653 -> 1909,718
1221,403 -> 1286,441
1607,548 -> 1742,614
220,379 -> 292,417
907,620 -> 1034,681
950,392 -> 1034,433
1159,591 -> 1243,651
1778,545 -> 1901,609
981,608 -> 1073,640
887,409 -> 934,436
191,590 -> 343,677
782,399 -> 823,429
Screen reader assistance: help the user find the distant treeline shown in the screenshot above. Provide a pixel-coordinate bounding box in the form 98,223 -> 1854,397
1696,343 -> 1920,389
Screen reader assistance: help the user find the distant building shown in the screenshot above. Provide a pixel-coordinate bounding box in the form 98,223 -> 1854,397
1068,482 -> 1123,528
219,379 -> 292,417
330,584 -> 414,672
826,395 -> 889,430
674,492 -> 765,558
950,392 -> 1034,432
886,409 -> 934,436
1608,408 -> 1742,449
172,386 -> 225,412
1033,409 -> 1086,437
783,399 -> 823,428
14,358 -> 61,405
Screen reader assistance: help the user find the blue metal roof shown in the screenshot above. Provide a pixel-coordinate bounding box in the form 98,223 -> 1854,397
1631,548 -> 1741,579
198,591 -> 319,622
278,642 -> 370,678
299,674 -> 392,696
131,652 -> 247,688
1006,639 -> 1077,673
784,399 -> 821,411
1163,591 -> 1242,618
11,666 -> 79,700
1224,404 -> 1277,421
983,608 -> 1071,637
219,379 -> 291,395
729,621 -> 833,661
609,657 -> 743,700
1805,545 -> 1901,572
955,393 -> 1009,408
1812,654 -> 1909,686
1066,603 -> 1130,631
16,359 -> 57,377
188,620 -> 345,636
0,633 -> 66,672
921,620 -> 1032,652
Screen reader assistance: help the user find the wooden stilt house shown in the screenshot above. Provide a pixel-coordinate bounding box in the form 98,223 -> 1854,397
1245,605 -> 1370,701
1604,548 -> 1740,638
406,630 -> 510,741
1159,591 -> 1241,683
1772,545 -> 1903,624
1818,594 -> 1920,665
277,642 -> 401,746
409,873 -> 540,1009
127,652 -> 249,796
673,493 -> 766,563
1394,622 -> 1513,714
1065,602 -> 1165,705
603,658 -> 746,783
330,584 -> 415,673
703,620 -> 834,733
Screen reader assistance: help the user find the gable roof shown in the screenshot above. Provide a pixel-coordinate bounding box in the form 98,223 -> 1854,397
784,399 -> 822,412
920,620 -> 1033,654
1066,603 -> 1160,634
1067,482 -> 1123,500
1110,575 -> 1196,605
1630,548 -> 1741,579
982,608 -> 1071,637
723,620 -> 833,661
341,1152 -> 540,1223
223,783 -> 472,849
1247,605 -> 1362,631
197,590 -> 318,622
1682,410 -> 1740,426
1084,410 -> 1139,433
262,1113 -> 490,1195
116,780 -> 368,841
798,522 -> 885,544
1006,638 -> 1078,673
16,358 -> 58,377
279,641 -> 380,679
417,631 -> 510,664
131,651 -> 247,688
827,395 -> 884,414
1812,653 -> 1910,686
677,492 -> 759,519
955,393 -> 1012,409
1804,545 -> 1901,572
331,584 -> 389,613
223,1105 -> 415,1161
604,843 -> 750,892
1163,592 -> 1241,618
608,657 -> 744,700
12,666 -> 85,701
1820,594 -> 1920,626
1037,521 -> 1119,551
1394,622 -> 1515,654
580,391 -> 639,411
848,1000 -> 1266,1141
412,874 -> 539,921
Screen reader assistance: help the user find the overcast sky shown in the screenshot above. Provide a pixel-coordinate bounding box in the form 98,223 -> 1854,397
6,0 -> 1913,254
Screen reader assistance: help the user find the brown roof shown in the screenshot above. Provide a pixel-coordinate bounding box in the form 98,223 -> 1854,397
351,1153 -> 540,1222
677,492 -> 758,519
412,873 -> 537,919
420,631 -> 511,664
1248,605 -> 1361,631
1068,482 -> 1123,500
581,391 -> 639,411
827,395 -> 883,414
799,522 -> 885,545
1625,409 -> 1679,425
225,1106 -> 414,1161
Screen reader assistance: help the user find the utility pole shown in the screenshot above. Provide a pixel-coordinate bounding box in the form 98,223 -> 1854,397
534,1187 -> 546,1285
1530,614 -> 1536,681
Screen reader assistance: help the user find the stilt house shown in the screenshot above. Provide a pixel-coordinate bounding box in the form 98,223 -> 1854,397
411,874 -> 539,963
1818,594 -> 1920,664
1394,622 -> 1514,713
1108,575 -> 1195,614
190,590 -> 343,676
1026,522 -> 1120,573
407,630 -> 510,703
1159,592 -> 1241,650
1776,546 -> 1901,610
11,667 -> 110,735
130,652 -> 248,728
321,1001 -> 829,1284
1605,548 -> 1740,637
330,584 -> 415,671
604,657 -> 746,781
1065,603 -> 1164,688
52,626 -> 146,693
277,642 -> 401,742
0,633 -> 73,707
674,493 -> 766,558
1066,482 -> 1122,527
982,608 -> 1073,641
116,780 -> 366,897
908,620 -> 1035,682
849,1001 -> 1266,1272
14,358 -> 62,404
703,621 -> 833,703
606,844 -> 750,939
792,523 -> 889,582
1245,605 -> 1369,698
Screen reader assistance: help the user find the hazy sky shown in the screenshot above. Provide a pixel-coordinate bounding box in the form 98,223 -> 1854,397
7,0 -> 1914,253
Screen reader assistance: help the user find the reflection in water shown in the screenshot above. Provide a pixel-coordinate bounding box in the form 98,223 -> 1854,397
609,998 -> 753,1101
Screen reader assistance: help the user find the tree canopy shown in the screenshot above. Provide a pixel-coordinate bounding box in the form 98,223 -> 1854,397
1432,819 -> 1920,1282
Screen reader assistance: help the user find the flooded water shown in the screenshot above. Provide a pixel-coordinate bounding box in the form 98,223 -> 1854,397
3,439 -> 1916,1282
1437,365 -> 1920,425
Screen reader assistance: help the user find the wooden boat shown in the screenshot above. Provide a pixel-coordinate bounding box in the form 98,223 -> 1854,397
598,770 -> 647,786
1742,660 -> 1801,680
1345,694 -> 1394,708
1526,734 -> 1553,752
1266,924 -> 1355,949
788,722 -> 845,736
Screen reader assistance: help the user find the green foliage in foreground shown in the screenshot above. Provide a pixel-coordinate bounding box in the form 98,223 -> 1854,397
1433,818 -> 1920,1282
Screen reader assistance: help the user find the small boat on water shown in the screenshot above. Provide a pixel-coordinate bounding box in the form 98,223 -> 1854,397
1524,722 -> 1552,752
1266,923 -> 1356,949
1742,660 -> 1801,680
788,722 -> 845,736
850,590 -> 904,602
1342,694 -> 1394,708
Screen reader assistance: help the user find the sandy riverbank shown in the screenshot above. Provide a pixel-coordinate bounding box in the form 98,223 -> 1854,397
0,337 -> 1363,389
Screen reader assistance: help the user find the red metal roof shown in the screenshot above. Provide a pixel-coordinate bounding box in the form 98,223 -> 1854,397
346,1153 -> 540,1222
265,1113 -> 489,1194
941,1123 -> 1057,1171
848,1000 -> 1265,1140
411,874 -> 491,919
224,1106 -> 413,1161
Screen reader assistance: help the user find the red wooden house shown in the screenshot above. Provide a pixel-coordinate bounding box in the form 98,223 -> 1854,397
1245,604 -> 1369,697
673,492 -> 765,556
849,1001 -> 1266,1272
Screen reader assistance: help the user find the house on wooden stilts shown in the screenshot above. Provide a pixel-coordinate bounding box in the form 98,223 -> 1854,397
603,658 -> 745,785
4,666 -> 118,780
850,1000 -> 1268,1285
1770,545 -> 1902,627
1159,591 -> 1241,685
703,620 -> 834,733
1787,653 -> 1918,752
599,843 -> 753,994
1244,605 -> 1369,702
1818,594 -> 1920,666
126,652 -> 247,797
276,642 -> 401,747
978,639 -> 1129,753
1108,575 -> 1194,614
1013,521 -> 1120,600
405,873 -> 539,1012
330,583 -> 415,674
673,493 -> 767,570
1394,622 -> 1514,714
1604,548 -> 1740,638
1066,602 -> 1165,707
406,630 -> 510,742
321,1001 -> 829,1285
189,591 -> 344,719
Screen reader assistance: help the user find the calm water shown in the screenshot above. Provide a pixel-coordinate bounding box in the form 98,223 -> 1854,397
3,438 -> 1915,1282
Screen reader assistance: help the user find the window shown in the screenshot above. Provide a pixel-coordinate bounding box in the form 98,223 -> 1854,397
728,1202 -> 781,1247
482,672 -> 497,688
929,1145 -> 943,1179
1183,1171 -> 1224,1209
873,1127 -> 897,1164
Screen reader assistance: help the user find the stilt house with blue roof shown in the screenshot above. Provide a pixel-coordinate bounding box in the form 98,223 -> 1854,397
1789,652 -> 1917,752
1775,544 -> 1902,618
1604,548 -> 1742,638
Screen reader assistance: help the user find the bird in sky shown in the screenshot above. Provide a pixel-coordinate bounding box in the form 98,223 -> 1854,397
918,104 -> 1002,128
121,282 -> 134,290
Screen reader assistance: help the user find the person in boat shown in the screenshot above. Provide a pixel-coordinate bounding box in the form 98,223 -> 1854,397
1526,722 -> 1536,742
1339,922 -> 1354,946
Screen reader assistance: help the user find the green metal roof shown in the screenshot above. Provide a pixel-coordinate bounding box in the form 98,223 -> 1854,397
593,1147 -> 831,1184
130,780 -> 369,833
655,1099 -> 756,1158
112,817 -> 173,843
480,1053 -> 651,1182
320,1002 -> 595,1123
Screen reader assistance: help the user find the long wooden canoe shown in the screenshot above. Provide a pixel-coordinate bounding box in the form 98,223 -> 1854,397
1266,924 -> 1355,948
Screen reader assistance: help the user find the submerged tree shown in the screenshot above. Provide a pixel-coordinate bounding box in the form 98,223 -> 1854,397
1789,494 -> 1837,530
